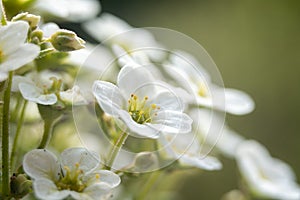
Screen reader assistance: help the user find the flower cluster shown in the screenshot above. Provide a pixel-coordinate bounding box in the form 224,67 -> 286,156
0,1 -> 299,200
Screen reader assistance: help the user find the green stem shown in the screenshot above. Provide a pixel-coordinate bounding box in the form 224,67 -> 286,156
106,131 -> 129,170
0,0 -> 7,25
10,100 -> 27,171
135,171 -> 162,200
37,118 -> 57,149
2,72 -> 13,197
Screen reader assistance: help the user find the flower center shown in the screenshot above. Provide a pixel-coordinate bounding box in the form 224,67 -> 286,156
127,94 -> 160,124
197,82 -> 208,97
56,163 -> 100,192
40,77 -> 62,95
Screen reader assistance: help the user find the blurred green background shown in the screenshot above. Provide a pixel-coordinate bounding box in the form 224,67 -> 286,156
99,0 -> 300,199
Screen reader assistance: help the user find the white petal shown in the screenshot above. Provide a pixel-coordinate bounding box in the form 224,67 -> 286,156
117,65 -> 155,98
0,71 -> 8,82
92,80 -> 124,116
83,183 -> 114,200
41,23 -> 60,38
0,21 -> 29,55
150,111 -> 192,134
1,43 -> 40,72
33,179 -> 70,200
23,149 -> 60,181
96,170 -> 121,188
179,155 -> 222,171
69,191 -> 92,200
236,140 -> 300,199
34,0 -> 100,22
12,75 -> 33,92
63,0 -> 100,22
216,128 -> 245,158
19,82 -> 57,105
61,147 -> 100,174
153,90 -> 184,111
83,13 -> 131,42
223,88 -> 255,115
33,0 -> 68,18
117,109 -> 160,139
169,50 -> 211,82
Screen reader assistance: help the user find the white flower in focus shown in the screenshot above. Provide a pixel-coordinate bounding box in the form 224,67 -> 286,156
23,148 -> 121,200
93,65 -> 192,139
166,50 -> 255,115
32,0 -> 101,22
236,140 -> 300,200
159,133 -> 222,171
0,21 -> 40,82
83,13 -> 165,61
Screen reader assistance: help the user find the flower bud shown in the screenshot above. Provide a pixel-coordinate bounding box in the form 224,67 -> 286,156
50,30 -> 85,52
30,29 -> 44,44
12,12 -> 40,30
131,152 -> 159,172
10,174 -> 32,197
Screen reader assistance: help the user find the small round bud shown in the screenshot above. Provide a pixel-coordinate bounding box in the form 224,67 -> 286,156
132,152 -> 159,172
12,12 -> 41,30
50,30 -> 85,52
30,29 -> 44,44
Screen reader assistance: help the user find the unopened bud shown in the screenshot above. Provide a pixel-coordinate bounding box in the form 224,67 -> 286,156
10,174 -> 32,197
132,152 -> 159,172
50,30 -> 85,52
12,12 -> 41,30
30,29 -> 43,44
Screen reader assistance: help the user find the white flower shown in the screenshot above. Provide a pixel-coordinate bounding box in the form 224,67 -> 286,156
83,13 -> 165,61
31,0 -> 101,22
0,21 -> 39,82
23,148 -> 121,200
236,140 -> 300,199
93,65 -> 192,139
13,71 -> 86,106
159,133 -> 222,171
165,50 -> 255,115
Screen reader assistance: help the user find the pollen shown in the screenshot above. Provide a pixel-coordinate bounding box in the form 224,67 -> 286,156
127,94 -> 159,124
95,173 -> 100,179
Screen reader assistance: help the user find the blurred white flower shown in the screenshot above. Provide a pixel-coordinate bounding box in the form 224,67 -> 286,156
160,133 -> 222,170
0,21 -> 39,82
23,148 -> 121,200
12,71 -> 86,106
83,13 -> 165,61
93,65 -> 192,139
165,50 -> 255,115
32,0 -> 101,22
236,140 -> 300,200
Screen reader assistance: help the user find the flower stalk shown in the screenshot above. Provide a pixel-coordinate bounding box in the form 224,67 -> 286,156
106,130 -> 129,170
37,117 -> 58,149
10,100 -> 28,171
2,71 -> 13,198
